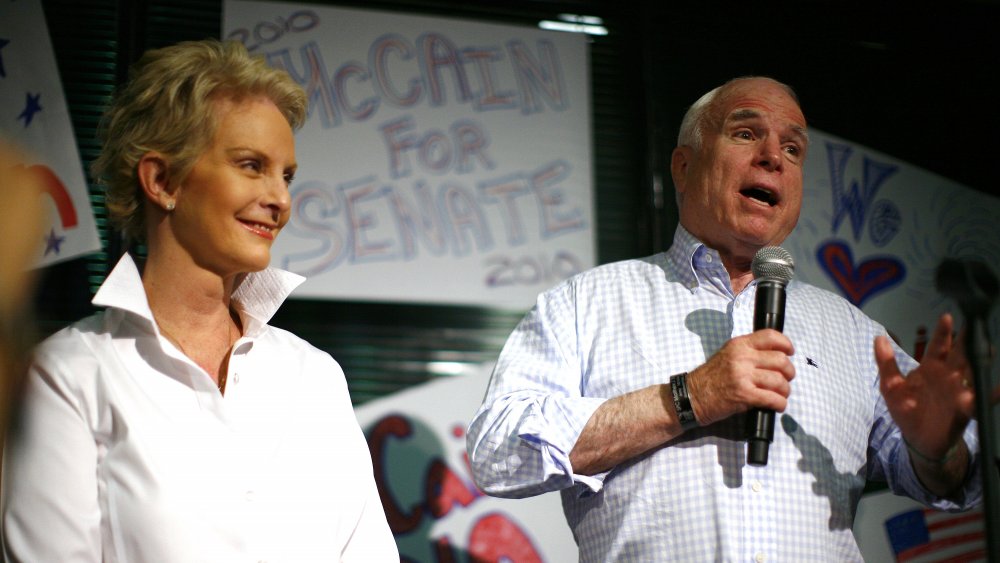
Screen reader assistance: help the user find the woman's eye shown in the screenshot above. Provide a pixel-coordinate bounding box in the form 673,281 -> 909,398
242,160 -> 262,173
283,173 -> 295,186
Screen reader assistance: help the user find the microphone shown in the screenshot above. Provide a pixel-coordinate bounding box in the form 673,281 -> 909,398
747,246 -> 795,466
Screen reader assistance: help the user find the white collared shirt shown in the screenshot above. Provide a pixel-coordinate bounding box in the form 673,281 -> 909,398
467,225 -> 980,562
2,254 -> 398,562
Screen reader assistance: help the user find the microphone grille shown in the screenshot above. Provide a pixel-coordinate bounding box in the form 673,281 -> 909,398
752,246 -> 795,283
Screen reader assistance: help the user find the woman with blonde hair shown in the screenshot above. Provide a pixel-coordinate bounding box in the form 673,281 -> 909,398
1,39 -> 397,561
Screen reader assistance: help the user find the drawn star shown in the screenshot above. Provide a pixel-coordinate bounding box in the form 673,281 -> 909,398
18,92 -> 42,127
43,227 -> 65,256
0,38 -> 9,78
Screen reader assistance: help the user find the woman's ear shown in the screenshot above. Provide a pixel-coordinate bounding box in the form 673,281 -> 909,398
137,152 -> 174,212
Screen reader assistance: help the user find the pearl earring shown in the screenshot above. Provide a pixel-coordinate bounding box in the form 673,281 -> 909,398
166,201 -> 175,211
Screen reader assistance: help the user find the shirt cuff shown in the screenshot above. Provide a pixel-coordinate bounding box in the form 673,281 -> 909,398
519,395 -> 609,490
898,425 -> 982,511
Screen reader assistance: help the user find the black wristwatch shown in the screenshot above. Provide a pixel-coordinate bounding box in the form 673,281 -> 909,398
669,373 -> 699,431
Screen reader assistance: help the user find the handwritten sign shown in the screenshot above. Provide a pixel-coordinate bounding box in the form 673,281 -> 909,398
223,1 -> 593,308
0,0 -> 101,267
354,366 -> 578,562
792,129 -> 1000,356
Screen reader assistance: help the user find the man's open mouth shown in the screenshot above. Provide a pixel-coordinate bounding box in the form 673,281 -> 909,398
740,186 -> 778,206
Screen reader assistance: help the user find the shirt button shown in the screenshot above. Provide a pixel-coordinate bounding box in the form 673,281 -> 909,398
755,553 -> 765,562
705,254 -> 713,263
245,490 -> 255,502
234,372 -> 240,384
751,480 -> 762,492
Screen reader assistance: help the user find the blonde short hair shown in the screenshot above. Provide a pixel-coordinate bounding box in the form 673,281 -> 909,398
92,39 -> 307,241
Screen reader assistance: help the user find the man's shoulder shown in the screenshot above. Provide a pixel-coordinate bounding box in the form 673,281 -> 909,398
531,254 -> 672,312
562,254 -> 666,287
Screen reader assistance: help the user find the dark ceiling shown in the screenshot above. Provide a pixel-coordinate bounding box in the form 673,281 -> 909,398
639,0 -> 997,197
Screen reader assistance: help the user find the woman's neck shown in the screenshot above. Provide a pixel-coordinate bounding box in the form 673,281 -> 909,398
141,247 -> 241,386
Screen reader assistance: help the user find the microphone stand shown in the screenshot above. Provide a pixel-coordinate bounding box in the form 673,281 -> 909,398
966,309 -> 998,563
936,259 -> 999,562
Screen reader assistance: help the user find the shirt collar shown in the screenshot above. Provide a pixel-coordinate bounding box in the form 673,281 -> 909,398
92,254 -> 305,337
665,224 -> 705,290
664,224 -> 731,294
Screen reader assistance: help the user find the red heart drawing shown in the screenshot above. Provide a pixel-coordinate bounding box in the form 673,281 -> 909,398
817,240 -> 906,307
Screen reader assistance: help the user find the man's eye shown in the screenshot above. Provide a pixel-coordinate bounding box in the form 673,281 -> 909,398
283,173 -> 295,186
784,145 -> 800,156
736,130 -> 753,140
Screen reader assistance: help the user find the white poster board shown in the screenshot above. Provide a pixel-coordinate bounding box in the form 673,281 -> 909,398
855,490 -> 985,562
795,131 -> 995,560
792,129 -> 1000,358
0,0 -> 102,267
223,1 -> 594,309
354,366 -> 578,562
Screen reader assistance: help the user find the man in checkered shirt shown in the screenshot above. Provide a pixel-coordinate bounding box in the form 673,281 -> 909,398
467,77 -> 982,562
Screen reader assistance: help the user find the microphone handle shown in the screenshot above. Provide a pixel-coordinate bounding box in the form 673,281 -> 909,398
753,279 -> 786,333
747,280 -> 786,466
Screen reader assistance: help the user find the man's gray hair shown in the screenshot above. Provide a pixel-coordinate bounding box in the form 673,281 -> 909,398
676,77 -> 799,150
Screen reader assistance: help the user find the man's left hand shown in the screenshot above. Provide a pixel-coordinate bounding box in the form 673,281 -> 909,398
874,313 -> 974,462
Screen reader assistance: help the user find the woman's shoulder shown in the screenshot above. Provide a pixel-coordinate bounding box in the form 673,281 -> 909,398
34,311 -> 114,364
257,324 -> 324,353
254,324 -> 345,373
252,326 -> 355,407
26,311 -> 121,403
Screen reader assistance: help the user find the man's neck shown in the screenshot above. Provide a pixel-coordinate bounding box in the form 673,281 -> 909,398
727,268 -> 755,295
710,242 -> 754,294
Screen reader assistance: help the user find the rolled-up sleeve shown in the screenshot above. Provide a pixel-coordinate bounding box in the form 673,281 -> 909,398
467,283 -> 609,498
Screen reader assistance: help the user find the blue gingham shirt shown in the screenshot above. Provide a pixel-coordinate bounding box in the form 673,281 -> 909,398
467,225 -> 981,562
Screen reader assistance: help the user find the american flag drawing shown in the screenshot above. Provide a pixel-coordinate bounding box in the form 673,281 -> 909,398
883,507 -> 984,562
